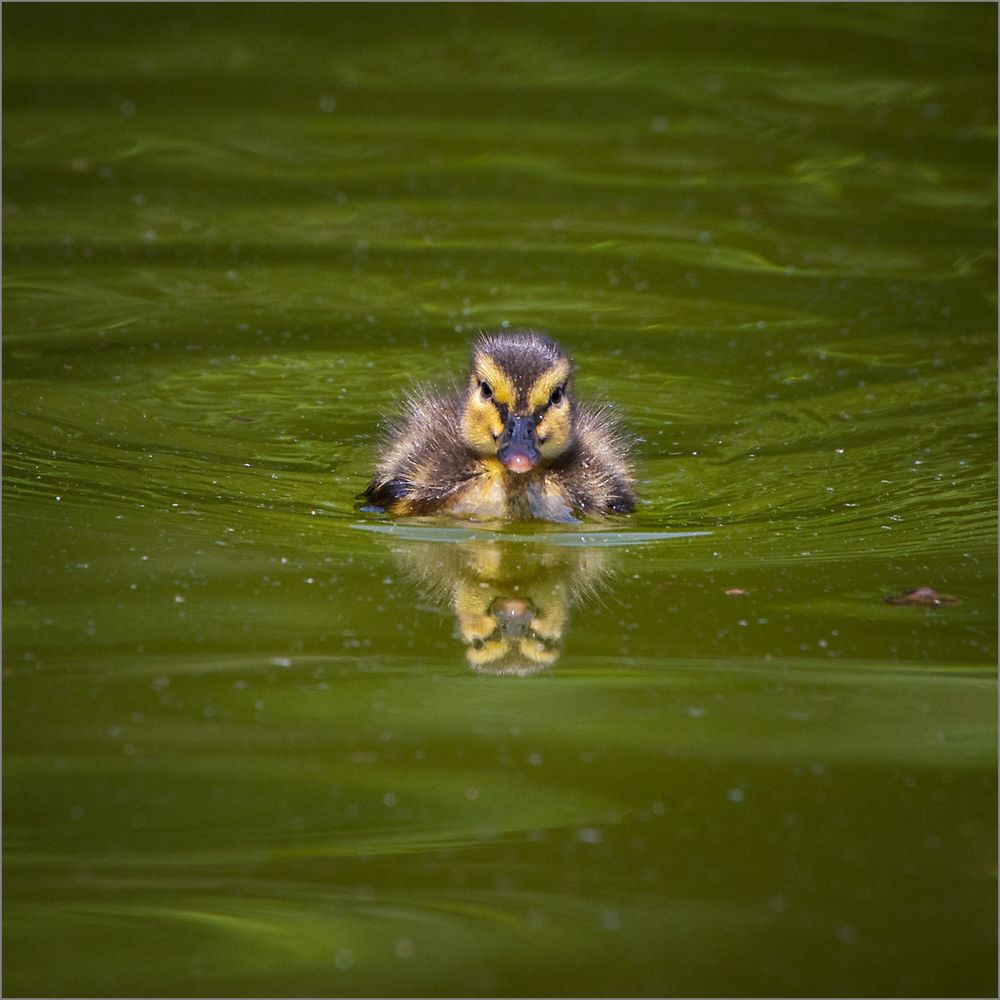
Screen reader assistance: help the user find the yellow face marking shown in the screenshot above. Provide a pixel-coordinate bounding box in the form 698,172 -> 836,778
527,360 -> 571,412
461,353 -> 520,456
473,355 -> 517,407
534,375 -> 574,460
461,394 -> 503,456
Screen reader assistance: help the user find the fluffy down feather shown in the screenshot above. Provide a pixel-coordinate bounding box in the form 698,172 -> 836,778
362,333 -> 636,521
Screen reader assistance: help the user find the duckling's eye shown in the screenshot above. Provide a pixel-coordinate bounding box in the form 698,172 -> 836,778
550,385 -> 564,406
479,381 -> 493,400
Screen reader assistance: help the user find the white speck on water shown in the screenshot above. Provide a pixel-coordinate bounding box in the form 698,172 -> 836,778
464,787 -> 478,800
383,792 -> 397,808
271,657 -> 292,668
394,936 -> 415,959
575,827 -> 604,845
601,909 -> 621,931
684,706 -> 707,719
727,787 -> 745,804
835,923 -> 859,945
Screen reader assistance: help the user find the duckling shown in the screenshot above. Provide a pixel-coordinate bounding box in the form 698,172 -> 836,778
363,332 -> 636,521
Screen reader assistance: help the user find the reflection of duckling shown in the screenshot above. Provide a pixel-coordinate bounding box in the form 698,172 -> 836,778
390,540 -> 613,676
363,332 -> 636,521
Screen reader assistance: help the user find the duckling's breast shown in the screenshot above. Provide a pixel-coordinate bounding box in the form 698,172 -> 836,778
445,459 -> 512,520
442,459 -> 577,522
528,479 -> 577,522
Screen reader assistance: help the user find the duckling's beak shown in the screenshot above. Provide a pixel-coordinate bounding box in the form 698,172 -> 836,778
496,414 -> 540,473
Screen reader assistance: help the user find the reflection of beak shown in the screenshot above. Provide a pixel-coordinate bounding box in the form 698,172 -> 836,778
497,415 -> 540,473
491,596 -> 535,638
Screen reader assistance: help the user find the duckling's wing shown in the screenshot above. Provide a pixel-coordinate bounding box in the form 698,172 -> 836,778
365,390 -> 476,514
562,403 -> 637,515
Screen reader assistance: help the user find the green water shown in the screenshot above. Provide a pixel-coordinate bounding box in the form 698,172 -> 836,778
3,4 -> 997,997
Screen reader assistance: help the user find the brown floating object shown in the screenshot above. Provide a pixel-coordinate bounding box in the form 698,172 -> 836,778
884,587 -> 961,607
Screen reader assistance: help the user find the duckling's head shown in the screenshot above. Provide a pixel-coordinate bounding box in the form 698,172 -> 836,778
461,332 -> 574,473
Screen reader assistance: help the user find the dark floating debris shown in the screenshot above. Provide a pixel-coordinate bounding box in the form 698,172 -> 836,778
884,587 -> 961,608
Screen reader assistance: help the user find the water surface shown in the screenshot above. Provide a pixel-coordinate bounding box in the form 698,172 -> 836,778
4,4 -> 997,997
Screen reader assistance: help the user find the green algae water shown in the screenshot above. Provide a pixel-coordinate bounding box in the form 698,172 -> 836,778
3,3 -> 997,996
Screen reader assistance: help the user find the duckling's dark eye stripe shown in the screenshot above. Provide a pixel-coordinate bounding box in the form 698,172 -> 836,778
532,388 -> 566,422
